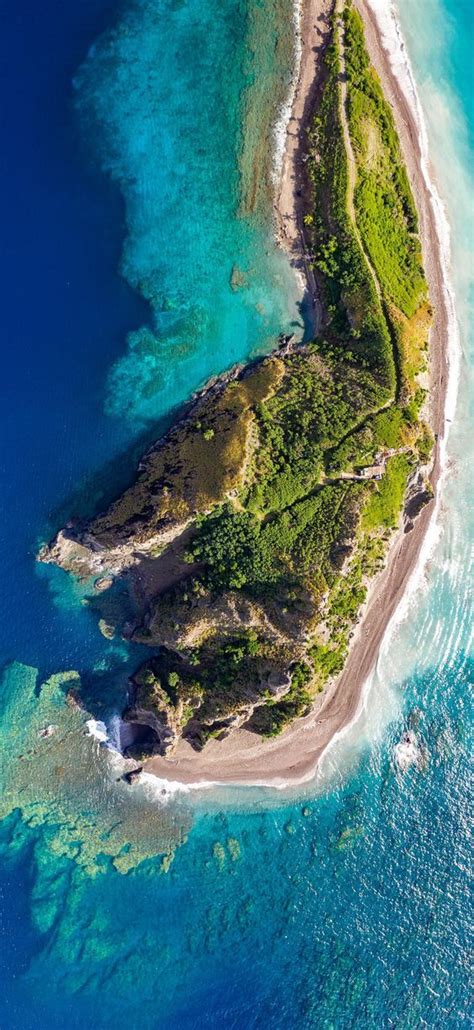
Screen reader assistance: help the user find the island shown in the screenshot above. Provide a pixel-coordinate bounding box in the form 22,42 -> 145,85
40,1 -> 449,787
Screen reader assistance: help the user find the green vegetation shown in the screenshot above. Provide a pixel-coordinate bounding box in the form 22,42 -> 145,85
244,348 -> 383,515
190,485 -> 354,601
47,4 -> 434,750
326,407 -> 404,473
362,454 -> 413,531
118,5 -> 433,743
304,18 -> 395,397
248,679 -> 312,737
343,6 -> 426,318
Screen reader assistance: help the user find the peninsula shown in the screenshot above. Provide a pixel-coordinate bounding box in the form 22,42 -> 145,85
40,0 -> 449,786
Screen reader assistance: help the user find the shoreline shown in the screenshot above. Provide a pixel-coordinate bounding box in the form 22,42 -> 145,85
272,0 -> 334,335
143,0 -> 455,792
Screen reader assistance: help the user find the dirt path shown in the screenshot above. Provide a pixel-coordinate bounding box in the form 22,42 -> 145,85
336,0 -> 382,306
336,2 -> 405,407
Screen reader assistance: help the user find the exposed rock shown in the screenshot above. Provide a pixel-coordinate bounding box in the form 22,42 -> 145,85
404,470 -> 433,525
133,586 -> 309,652
38,724 -> 57,739
95,576 -> 114,592
122,643 -> 299,755
404,487 -> 433,521
122,655 -> 204,756
98,618 -> 116,640
394,730 -> 428,773
123,766 -> 143,786
38,353 -> 286,580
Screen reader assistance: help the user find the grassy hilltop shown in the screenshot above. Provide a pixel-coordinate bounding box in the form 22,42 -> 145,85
42,4 -> 433,754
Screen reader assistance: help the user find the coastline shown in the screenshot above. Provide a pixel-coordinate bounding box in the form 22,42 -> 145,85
273,0 -> 334,334
142,0 -> 455,791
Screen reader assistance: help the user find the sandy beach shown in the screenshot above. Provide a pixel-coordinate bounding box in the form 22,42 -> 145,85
273,0 -> 334,333
145,0 -> 451,790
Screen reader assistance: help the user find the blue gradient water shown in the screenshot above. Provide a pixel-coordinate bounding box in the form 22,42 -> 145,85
74,0 -> 303,425
0,0 -> 472,1027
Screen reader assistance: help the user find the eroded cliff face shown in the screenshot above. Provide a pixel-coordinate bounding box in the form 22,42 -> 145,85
39,357 -> 284,578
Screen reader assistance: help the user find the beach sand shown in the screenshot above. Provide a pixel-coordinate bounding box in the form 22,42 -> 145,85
145,0 -> 451,790
273,0 -> 334,333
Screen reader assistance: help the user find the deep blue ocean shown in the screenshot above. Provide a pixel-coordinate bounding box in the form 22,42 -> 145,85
0,0 -> 472,1026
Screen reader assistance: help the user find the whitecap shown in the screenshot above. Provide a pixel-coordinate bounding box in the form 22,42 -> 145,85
139,771 -> 217,802
271,1 -> 302,186
85,719 -> 108,743
366,0 -> 461,447
394,731 -> 421,772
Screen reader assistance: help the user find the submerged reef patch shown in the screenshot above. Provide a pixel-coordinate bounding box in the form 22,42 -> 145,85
74,0 -> 303,427
0,663 -> 190,874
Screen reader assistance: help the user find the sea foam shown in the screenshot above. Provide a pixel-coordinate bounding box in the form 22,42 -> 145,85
85,719 -> 108,743
140,771 -> 217,801
366,0 -> 461,443
307,0 -> 465,782
271,1 -> 302,186
349,1 -> 462,647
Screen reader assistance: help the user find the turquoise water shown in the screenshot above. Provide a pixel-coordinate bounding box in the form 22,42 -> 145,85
75,0 -> 304,426
0,0 -> 472,1026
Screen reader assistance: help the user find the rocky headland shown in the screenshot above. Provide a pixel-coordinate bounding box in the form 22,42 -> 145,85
40,3 -> 444,778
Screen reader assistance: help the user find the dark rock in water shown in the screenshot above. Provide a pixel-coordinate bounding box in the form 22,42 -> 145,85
38,723 -> 57,739
98,617 -> 116,639
95,576 -> 114,592
230,264 -> 247,291
408,707 -> 423,730
123,766 -> 143,785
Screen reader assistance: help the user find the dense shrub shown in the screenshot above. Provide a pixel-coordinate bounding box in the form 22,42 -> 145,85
343,6 -> 427,317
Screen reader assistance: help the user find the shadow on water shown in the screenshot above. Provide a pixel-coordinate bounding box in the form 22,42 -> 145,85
40,410 -> 176,540
77,641 -> 150,721
41,319 -> 315,547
